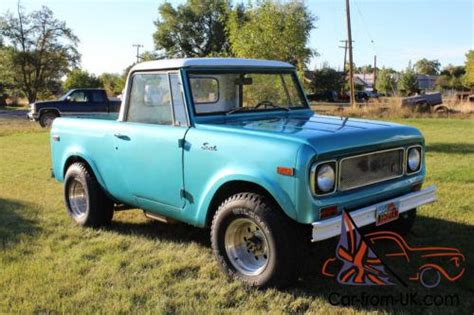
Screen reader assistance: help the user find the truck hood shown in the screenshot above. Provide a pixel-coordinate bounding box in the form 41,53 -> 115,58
198,112 -> 423,156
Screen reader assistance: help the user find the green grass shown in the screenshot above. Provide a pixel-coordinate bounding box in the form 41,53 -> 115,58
0,117 -> 473,313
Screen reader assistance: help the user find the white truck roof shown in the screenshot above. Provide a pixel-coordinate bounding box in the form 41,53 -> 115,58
131,58 -> 295,71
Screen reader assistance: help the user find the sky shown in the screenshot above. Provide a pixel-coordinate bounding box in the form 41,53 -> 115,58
1,0 -> 473,75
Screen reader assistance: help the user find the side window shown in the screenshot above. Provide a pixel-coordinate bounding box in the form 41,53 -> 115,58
127,73 -> 172,125
169,73 -> 187,126
91,91 -> 106,103
69,91 -> 88,102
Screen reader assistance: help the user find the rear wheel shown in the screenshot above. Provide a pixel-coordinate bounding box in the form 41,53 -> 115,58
64,162 -> 113,227
39,111 -> 58,128
211,193 -> 301,288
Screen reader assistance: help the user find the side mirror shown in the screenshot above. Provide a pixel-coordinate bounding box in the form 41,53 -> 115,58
66,96 -> 72,102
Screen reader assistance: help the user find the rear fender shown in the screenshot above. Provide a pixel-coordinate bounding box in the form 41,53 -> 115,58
59,147 -> 107,189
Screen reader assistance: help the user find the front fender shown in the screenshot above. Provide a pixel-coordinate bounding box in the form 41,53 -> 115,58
193,168 -> 297,227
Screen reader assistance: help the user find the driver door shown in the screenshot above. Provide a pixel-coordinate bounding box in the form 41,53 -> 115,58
113,71 -> 189,213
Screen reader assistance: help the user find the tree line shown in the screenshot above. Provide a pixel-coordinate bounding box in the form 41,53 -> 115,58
310,55 -> 473,97
0,0 -> 473,105
0,0 -> 316,104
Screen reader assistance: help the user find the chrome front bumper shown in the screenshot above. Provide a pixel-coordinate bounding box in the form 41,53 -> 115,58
311,185 -> 437,242
27,111 -> 38,120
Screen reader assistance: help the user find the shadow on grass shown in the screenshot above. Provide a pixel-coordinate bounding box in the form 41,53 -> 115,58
107,220 -> 211,247
426,143 -> 474,154
291,215 -> 474,313
0,198 -> 41,249
105,213 -> 473,312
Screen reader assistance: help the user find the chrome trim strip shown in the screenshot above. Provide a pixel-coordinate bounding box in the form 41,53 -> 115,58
310,160 -> 338,196
311,185 -> 437,242
337,147 -> 406,192
406,145 -> 423,175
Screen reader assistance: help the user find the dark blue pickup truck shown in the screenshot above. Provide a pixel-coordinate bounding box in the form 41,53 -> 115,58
27,88 -> 121,127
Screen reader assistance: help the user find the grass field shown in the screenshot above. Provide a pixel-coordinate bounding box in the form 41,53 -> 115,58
0,117 -> 473,313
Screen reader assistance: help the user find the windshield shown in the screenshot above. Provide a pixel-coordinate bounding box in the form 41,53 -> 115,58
187,71 -> 308,115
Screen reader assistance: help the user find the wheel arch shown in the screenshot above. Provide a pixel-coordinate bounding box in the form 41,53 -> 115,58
202,178 -> 296,227
62,153 -> 107,190
39,108 -> 60,117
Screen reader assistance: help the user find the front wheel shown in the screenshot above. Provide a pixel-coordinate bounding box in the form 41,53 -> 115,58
64,162 -> 113,227
211,193 -> 300,288
39,111 -> 58,128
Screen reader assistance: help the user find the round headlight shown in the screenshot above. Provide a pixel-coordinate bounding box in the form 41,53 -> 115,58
317,164 -> 336,193
408,148 -> 421,171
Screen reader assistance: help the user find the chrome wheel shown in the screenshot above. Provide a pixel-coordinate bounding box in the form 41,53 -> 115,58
44,116 -> 54,127
224,218 -> 270,276
68,179 -> 88,218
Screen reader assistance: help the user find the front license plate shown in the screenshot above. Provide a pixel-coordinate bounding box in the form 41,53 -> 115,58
375,201 -> 400,226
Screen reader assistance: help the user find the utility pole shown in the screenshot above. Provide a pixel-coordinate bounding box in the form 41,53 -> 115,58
132,44 -> 143,63
339,40 -> 348,72
345,0 -> 356,107
373,55 -> 377,93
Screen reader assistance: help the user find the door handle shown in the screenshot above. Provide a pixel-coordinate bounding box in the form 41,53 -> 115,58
114,133 -> 129,140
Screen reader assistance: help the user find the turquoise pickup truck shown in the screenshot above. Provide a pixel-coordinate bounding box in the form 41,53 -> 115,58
50,58 -> 436,287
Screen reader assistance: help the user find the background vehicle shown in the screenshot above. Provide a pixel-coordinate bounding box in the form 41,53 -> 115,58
50,58 -> 436,288
401,92 -> 445,113
27,88 -> 121,127
307,90 -> 338,102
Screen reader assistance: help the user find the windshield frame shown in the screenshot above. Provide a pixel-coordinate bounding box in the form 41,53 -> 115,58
184,68 -> 310,117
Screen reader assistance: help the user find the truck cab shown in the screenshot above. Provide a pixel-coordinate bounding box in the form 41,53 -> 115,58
28,88 -> 121,127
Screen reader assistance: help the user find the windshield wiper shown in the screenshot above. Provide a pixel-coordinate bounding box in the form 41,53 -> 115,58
225,107 -> 253,116
255,101 -> 291,112
226,103 -> 291,116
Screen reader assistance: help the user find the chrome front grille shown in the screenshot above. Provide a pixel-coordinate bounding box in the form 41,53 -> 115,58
339,148 -> 404,191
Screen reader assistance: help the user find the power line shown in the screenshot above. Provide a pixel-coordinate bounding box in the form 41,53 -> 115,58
353,0 -> 376,52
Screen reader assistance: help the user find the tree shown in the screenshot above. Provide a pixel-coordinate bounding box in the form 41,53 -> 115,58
64,69 -> 102,91
437,64 -> 466,91
99,73 -> 124,96
227,0 -> 316,68
398,64 -> 418,96
153,0 -> 231,58
0,4 -> 79,103
308,67 -> 344,94
463,50 -> 474,88
355,64 -> 376,74
414,58 -> 441,75
375,68 -> 397,95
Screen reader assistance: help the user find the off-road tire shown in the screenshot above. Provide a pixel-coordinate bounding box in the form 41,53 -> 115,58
64,162 -> 113,227
211,192 -> 302,288
39,111 -> 58,128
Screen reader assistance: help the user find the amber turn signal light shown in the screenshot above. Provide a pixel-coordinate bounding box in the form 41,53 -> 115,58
320,205 -> 339,219
277,166 -> 294,176
411,182 -> 423,192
